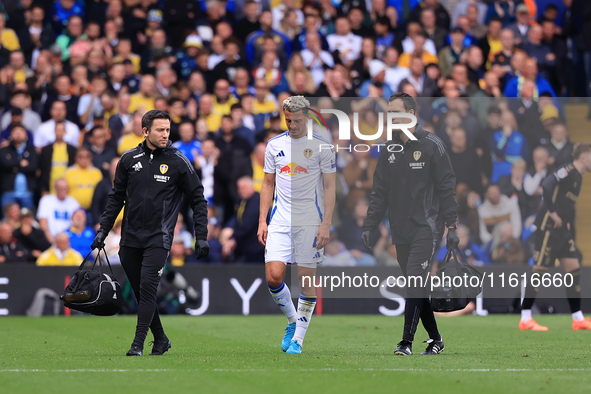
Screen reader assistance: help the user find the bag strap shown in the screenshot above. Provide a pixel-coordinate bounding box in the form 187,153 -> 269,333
77,250 -> 94,270
89,248 -> 115,276
438,247 -> 455,270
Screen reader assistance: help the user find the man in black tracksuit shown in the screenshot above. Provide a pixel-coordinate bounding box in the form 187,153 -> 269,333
362,93 -> 459,356
92,110 -> 209,356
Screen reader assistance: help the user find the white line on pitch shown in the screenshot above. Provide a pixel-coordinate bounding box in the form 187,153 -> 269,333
1,368 -> 591,373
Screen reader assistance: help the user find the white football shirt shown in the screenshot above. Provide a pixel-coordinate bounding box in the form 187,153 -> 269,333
264,131 -> 336,227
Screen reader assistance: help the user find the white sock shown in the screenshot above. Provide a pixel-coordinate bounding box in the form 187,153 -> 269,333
294,293 -> 317,345
572,311 -> 584,321
268,282 -> 297,323
521,309 -> 532,321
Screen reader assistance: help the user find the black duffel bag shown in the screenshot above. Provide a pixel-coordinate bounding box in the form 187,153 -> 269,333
61,248 -> 123,316
430,247 -> 483,312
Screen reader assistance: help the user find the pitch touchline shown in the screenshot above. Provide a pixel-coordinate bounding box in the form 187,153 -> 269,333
1,368 -> 591,373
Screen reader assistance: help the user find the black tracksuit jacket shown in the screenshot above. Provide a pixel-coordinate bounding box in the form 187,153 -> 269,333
363,126 -> 459,244
99,140 -> 208,249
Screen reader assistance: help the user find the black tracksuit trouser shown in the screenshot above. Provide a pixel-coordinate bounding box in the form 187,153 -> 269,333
397,237 -> 440,342
119,246 -> 169,346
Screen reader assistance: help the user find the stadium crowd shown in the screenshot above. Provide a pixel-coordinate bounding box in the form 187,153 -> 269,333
0,0 -> 588,268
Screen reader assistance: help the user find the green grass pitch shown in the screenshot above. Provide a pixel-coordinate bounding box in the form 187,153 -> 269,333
1,315 -> 591,394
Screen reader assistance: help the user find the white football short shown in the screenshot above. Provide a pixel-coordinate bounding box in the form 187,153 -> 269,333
265,225 -> 324,268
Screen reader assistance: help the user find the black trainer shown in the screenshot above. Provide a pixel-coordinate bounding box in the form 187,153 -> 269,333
149,336 -> 171,356
394,340 -> 413,356
420,338 -> 444,355
126,345 -> 143,356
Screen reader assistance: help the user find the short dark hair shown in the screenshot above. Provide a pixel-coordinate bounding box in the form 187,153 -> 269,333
167,97 -> 184,107
489,17 -> 503,25
142,109 -> 171,131
230,103 -> 243,111
88,125 -> 105,137
389,92 -> 416,114
573,142 -> 591,160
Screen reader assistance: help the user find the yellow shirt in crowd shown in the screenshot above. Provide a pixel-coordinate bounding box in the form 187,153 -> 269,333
49,143 -> 69,194
1,28 -> 20,51
128,93 -> 155,114
112,53 -> 142,74
398,51 -> 439,68
118,133 -> 144,155
64,164 -> 103,209
37,247 -> 83,266
251,156 -> 264,194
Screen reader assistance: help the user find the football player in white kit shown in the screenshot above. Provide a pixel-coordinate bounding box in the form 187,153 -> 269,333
258,96 -> 336,354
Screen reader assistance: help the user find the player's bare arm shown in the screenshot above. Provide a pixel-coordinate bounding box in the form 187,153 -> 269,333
316,172 -> 336,250
258,172 -> 276,246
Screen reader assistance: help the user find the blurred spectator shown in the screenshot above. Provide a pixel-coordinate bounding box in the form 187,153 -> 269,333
523,146 -> 550,214
490,110 -> 529,183
85,126 -> 116,179
128,74 -> 157,114
497,159 -> 528,217
487,0 -> 518,27
318,66 -> 357,98
453,0 -> 488,28
327,16 -> 363,67
225,176 -> 264,263
323,238 -> 357,266
504,55 -> 556,98
543,122 -> 574,172
52,0 -> 85,34
0,11 -> 21,52
37,177 -> 81,244
0,124 -> 38,210
42,74 -> 80,125
212,38 -> 248,85
108,93 -> 131,138
409,0 -> 451,31
518,24 -> 556,87
117,112 -> 144,155
113,38 -> 141,75
421,9 -> 448,52
252,51 -> 289,95
466,4 -> 489,40
491,28 -> 517,84
35,101 -> 80,150
77,75 -> 108,130
456,184 -> 481,238
374,16 -> 396,58
478,184 -> 522,246
36,232 -> 83,266
140,29 -> 174,76
214,115 -> 253,224
382,48 -> 411,93
0,91 -> 41,134
399,57 -> 439,97
65,209 -> 94,258
245,10 -> 291,65
398,31 -> 439,68
490,221 -> 525,264
358,60 -> 393,98
338,199 -> 379,266
448,127 -> 483,195
507,4 -> 530,44
302,31 -> 335,88
540,17 -> 567,95
402,22 -> 437,56
0,222 -> 29,263
234,1 -> 262,43
173,121 -> 203,168
342,148 -> 377,210
64,146 -> 103,210
90,156 -> 119,228
2,202 -> 21,230
39,121 -> 77,194
510,80 -> 547,150
439,27 -> 468,77
13,208 -> 51,262
478,17 -> 502,66
55,15 -> 84,62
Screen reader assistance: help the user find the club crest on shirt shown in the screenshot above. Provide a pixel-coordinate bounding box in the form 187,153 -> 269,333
160,164 -> 169,174
304,148 -> 313,158
413,151 -> 422,161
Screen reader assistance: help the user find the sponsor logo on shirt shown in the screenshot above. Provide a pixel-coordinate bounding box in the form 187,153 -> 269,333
278,162 -> 309,176
132,162 -> 143,171
154,175 -> 170,183
160,164 -> 169,174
